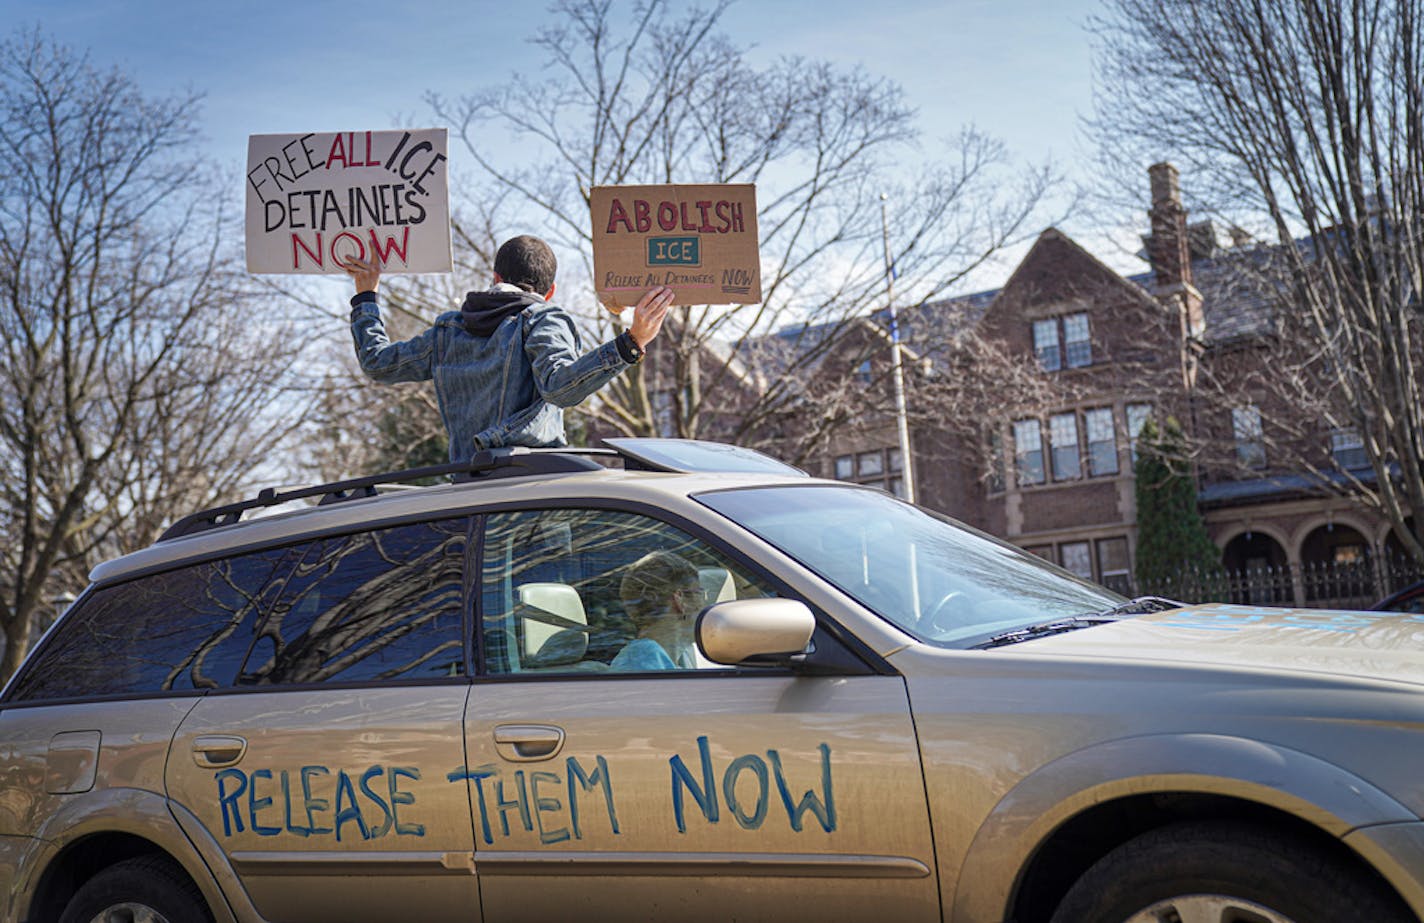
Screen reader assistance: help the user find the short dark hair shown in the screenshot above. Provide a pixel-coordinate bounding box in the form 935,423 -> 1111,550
494,235 -> 557,294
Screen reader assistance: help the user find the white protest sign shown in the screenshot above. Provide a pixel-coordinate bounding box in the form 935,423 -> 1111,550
245,129 -> 452,275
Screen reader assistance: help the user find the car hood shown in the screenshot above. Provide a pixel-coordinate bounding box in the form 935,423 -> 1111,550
1010,603 -> 1424,687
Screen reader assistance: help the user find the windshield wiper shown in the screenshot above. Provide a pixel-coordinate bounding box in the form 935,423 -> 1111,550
971,616 -> 1117,650
1083,595 -> 1183,619
971,597 -> 1183,650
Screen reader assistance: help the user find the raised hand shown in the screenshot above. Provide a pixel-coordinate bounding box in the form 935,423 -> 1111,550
629,286 -> 675,347
341,252 -> 382,294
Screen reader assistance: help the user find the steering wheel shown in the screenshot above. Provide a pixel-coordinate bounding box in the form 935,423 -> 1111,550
918,591 -> 966,634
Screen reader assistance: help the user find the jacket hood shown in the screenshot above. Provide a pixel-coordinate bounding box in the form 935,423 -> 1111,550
461,283 -> 545,336
1012,603 -> 1424,687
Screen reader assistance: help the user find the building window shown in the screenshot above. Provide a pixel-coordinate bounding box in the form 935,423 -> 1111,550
1085,407 -> 1118,476
1032,319 -> 1061,371
1060,541 -> 1093,579
1331,429 -> 1367,469
833,447 -> 903,496
1232,404 -> 1266,469
1050,413 -> 1081,480
1126,403 -> 1154,463
1333,542 -> 1366,565
1096,537 -> 1131,594
1025,545 -> 1054,561
1063,313 -> 1092,367
1033,313 -> 1092,371
1014,419 -> 1045,486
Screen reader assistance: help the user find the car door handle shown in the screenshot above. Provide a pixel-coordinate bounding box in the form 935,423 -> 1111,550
192,736 -> 248,769
493,724 -> 566,762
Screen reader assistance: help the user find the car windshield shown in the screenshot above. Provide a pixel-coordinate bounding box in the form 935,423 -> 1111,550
698,484 -> 1126,648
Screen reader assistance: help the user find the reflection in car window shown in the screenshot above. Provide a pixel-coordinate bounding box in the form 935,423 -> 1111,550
480,509 -> 775,675
699,486 -> 1124,648
8,549 -> 291,701
240,519 -> 467,685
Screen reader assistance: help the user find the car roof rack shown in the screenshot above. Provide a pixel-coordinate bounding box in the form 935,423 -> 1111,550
158,446 -> 617,542
158,439 -> 806,543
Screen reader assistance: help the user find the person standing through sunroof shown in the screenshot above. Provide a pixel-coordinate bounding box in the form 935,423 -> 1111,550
342,235 -> 673,462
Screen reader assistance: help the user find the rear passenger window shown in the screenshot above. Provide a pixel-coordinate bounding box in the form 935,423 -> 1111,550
240,518 -> 467,686
7,549 -> 290,702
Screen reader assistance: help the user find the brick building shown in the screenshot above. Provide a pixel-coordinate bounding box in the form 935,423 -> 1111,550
769,163 -> 1418,606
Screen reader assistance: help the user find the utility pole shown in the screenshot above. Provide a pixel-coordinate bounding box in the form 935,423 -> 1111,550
880,194 -> 917,504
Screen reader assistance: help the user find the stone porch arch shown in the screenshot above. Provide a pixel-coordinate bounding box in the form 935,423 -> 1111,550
1219,526 -> 1294,606
1296,519 -> 1377,608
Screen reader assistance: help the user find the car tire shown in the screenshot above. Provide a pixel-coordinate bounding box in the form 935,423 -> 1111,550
1048,820 -> 1413,923
58,854 -> 213,923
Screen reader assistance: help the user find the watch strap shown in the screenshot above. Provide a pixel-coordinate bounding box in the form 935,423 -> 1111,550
616,331 -> 645,364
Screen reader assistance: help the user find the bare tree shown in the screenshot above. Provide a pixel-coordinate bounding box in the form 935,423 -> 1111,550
427,0 -> 1055,445
1092,0 -> 1424,562
306,339 -> 449,480
0,31 -> 316,681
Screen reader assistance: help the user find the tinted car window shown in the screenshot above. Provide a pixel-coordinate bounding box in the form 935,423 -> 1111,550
480,508 -> 776,674
7,548 -> 291,702
240,518 -> 467,685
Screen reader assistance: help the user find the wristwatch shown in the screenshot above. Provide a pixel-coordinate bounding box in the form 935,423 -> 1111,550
617,331 -> 645,364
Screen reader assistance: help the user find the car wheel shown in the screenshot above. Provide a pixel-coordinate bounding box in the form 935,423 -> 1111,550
58,855 -> 213,923
1048,820 -> 1412,923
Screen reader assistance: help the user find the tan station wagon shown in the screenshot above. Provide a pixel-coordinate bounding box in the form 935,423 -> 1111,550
1,439 -> 1422,923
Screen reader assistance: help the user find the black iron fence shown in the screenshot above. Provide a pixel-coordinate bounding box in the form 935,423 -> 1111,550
1135,556 -> 1424,609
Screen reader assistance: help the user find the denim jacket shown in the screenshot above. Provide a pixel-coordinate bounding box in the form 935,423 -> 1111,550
350,288 -> 631,462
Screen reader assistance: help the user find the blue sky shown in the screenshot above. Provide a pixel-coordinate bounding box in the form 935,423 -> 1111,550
12,0 -> 1143,286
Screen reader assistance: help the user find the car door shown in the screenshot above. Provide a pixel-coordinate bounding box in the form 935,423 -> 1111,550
165,518 -> 482,923
462,506 -> 939,923
0,556 -> 278,911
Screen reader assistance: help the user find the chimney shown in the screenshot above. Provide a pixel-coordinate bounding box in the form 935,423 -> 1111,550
1147,162 -> 1192,289
1144,163 -> 1206,389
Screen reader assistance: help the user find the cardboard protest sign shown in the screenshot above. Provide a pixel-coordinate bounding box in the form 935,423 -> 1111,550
590,184 -> 760,308
245,129 -> 452,275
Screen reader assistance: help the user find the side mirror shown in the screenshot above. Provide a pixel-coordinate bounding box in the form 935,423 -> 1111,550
696,598 -> 815,666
